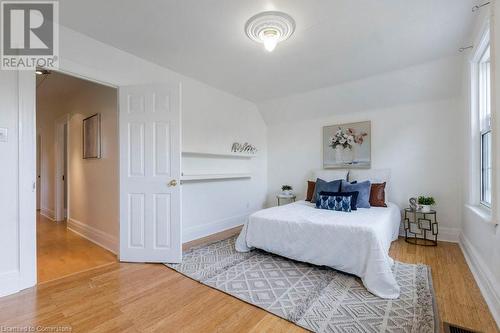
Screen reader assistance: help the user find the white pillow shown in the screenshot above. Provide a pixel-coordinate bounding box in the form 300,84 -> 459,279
312,169 -> 349,182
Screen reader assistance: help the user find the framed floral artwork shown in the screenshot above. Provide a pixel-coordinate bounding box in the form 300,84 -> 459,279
323,121 -> 371,169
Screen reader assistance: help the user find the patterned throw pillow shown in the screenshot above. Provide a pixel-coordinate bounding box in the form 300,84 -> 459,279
316,194 -> 352,212
319,191 -> 359,210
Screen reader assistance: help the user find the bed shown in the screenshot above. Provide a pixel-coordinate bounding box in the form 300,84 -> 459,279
235,200 -> 402,299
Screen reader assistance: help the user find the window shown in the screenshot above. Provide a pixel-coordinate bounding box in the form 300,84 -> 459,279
479,45 -> 491,207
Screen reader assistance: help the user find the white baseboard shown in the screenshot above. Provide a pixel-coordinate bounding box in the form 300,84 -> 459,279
0,270 -> 21,297
182,213 -> 248,243
67,218 -> 118,254
459,233 -> 500,329
437,226 -> 460,242
398,224 -> 460,243
40,207 -> 55,221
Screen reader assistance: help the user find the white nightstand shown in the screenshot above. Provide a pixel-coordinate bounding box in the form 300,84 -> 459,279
276,194 -> 296,206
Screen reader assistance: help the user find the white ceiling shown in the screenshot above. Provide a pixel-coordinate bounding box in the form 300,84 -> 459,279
59,0 -> 475,102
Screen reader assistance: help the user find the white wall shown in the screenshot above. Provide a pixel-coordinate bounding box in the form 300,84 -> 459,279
66,82 -> 119,251
0,25 -> 267,296
460,2 -> 500,326
181,80 -> 267,241
260,57 -> 465,242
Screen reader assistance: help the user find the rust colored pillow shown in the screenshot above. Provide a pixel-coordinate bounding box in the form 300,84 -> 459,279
305,181 -> 316,201
370,182 -> 387,207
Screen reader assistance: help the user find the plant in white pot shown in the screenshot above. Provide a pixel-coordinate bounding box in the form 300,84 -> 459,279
281,185 -> 293,196
418,196 -> 435,213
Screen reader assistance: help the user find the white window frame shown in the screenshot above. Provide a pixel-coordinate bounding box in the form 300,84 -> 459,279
470,26 -> 491,210
479,45 -> 491,207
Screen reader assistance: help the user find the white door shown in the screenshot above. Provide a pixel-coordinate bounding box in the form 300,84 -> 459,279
119,83 -> 182,263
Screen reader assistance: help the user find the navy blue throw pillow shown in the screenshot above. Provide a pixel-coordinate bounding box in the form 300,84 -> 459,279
316,194 -> 352,212
341,180 -> 371,208
312,178 -> 342,203
320,191 -> 359,210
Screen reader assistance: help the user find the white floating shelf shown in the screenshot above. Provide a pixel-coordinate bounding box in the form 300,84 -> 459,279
182,151 -> 256,159
181,173 -> 252,181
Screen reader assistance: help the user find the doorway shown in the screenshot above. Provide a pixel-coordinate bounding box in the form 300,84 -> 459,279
14,66 -> 183,294
36,70 -> 119,282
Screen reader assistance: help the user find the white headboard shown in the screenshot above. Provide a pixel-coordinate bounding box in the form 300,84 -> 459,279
312,169 -> 349,182
348,169 -> 391,183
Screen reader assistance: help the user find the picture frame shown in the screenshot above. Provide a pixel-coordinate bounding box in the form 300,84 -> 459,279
82,113 -> 101,159
323,121 -> 371,169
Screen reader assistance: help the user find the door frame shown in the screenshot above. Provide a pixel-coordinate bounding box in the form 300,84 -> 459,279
17,52 -> 183,295
19,68 -> 119,290
36,134 -> 42,211
54,114 -> 70,222
18,71 -> 37,293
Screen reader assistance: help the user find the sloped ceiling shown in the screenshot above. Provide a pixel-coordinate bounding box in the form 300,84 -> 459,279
59,0 -> 475,102
259,56 -> 464,125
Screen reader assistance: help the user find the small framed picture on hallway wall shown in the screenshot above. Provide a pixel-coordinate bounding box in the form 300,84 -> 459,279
83,113 -> 101,159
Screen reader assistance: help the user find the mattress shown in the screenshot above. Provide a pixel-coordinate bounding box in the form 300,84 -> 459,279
235,200 -> 402,299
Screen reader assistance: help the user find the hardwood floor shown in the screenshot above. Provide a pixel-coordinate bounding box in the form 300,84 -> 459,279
0,235 -> 497,332
37,212 -> 117,283
389,240 -> 498,333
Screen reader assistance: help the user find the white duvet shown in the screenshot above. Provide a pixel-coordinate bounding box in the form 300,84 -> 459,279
236,200 -> 402,299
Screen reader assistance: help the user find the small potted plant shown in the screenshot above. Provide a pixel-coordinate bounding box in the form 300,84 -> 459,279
281,185 -> 293,196
418,196 -> 435,213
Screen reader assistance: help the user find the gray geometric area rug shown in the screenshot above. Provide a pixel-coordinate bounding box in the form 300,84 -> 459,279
165,236 -> 438,333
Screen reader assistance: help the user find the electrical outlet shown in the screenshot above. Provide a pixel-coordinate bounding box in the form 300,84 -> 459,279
0,128 -> 7,142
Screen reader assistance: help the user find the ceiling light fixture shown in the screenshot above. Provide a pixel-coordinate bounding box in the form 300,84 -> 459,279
245,11 -> 295,52
35,68 -> 51,75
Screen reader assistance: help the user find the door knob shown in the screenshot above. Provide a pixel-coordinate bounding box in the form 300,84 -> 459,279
168,179 -> 178,187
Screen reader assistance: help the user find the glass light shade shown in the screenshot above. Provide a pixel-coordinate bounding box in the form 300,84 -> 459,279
263,38 -> 278,52
261,29 -> 279,52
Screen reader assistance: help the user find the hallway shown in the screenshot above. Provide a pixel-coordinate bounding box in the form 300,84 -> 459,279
37,213 -> 117,283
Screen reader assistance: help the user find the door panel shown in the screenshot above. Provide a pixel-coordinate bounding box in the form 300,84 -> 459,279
129,193 -> 145,248
154,122 -> 171,176
119,84 -> 181,263
128,122 -> 145,177
153,193 -> 171,249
